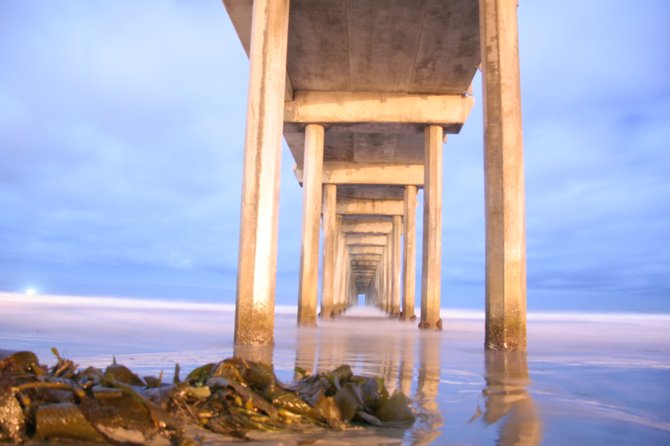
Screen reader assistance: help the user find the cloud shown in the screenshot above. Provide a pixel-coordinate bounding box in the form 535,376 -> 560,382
0,1 -> 668,311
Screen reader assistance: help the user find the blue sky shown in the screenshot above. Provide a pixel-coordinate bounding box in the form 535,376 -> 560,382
1,1 -> 668,311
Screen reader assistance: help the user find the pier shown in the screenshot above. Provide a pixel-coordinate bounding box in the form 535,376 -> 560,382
223,0 -> 526,351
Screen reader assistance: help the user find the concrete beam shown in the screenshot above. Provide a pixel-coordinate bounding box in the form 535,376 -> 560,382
345,234 -> 388,246
295,162 -> 423,186
337,198 -> 404,216
284,91 -> 474,126
349,254 -> 382,262
341,219 -> 393,235
349,246 -> 385,256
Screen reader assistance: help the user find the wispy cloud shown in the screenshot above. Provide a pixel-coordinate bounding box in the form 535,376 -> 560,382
0,0 -> 668,310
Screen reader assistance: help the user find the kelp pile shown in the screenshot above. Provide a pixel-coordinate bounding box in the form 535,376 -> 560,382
0,349 -> 414,444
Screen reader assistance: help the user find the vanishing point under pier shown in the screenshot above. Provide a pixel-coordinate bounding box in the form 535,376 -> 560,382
224,0 -> 526,352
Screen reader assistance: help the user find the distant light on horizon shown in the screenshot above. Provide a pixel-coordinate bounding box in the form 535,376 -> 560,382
26,288 -> 37,296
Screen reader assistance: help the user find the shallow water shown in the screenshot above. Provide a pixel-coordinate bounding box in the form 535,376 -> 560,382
1,293 -> 669,445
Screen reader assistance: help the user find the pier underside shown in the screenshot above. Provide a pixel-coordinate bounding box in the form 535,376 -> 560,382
224,0 -> 527,351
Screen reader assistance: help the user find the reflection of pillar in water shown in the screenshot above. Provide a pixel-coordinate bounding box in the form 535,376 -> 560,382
412,332 -> 443,445
294,328 -> 316,380
483,351 -> 542,446
383,336 -> 400,395
316,331 -> 346,373
399,333 -> 415,397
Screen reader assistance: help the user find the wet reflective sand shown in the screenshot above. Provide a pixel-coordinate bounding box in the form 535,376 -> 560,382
1,294 -> 669,444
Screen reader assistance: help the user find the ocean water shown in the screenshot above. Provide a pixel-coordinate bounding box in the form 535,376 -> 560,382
1,292 -> 669,445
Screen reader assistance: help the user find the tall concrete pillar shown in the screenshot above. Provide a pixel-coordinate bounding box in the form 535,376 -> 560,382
234,0 -> 290,346
333,216 -> 344,314
480,0 -> 527,351
419,125 -> 443,330
391,215 -> 402,315
385,237 -> 392,313
402,185 -> 418,320
297,124 -> 325,326
321,184 -> 337,318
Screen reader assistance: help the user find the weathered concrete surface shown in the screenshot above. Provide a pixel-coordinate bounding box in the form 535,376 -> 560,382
225,0 -> 526,343
480,0 -> 526,351
225,0 -> 479,169
295,163 -> 424,186
333,216 -> 345,314
402,185 -> 417,320
342,218 -> 393,235
285,91 -> 473,126
420,126 -> 444,330
391,215 -> 402,315
233,0 -> 289,346
345,234 -> 388,246
321,184 -> 337,319
297,124 -> 324,327
337,198 -> 405,216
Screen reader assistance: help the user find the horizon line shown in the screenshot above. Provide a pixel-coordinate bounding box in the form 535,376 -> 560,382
2,292 -> 669,322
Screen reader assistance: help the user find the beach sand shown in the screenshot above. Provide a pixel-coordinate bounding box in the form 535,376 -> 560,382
1,292 -> 669,445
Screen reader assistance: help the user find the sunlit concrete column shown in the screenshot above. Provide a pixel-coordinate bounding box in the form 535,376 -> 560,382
234,0 -> 290,346
320,184 -> 337,318
332,216 -> 344,314
391,215 -> 402,315
402,185 -> 418,320
480,0 -> 527,351
384,238 -> 392,313
297,124 -> 325,327
420,125 -> 443,330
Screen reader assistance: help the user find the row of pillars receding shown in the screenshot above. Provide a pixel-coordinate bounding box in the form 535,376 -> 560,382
232,0 -> 527,351
296,126 -> 445,330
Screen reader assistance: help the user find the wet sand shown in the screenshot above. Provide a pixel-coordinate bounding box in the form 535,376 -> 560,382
1,292 -> 669,445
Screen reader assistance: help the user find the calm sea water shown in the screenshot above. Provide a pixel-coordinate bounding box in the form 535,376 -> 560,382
1,293 -> 669,445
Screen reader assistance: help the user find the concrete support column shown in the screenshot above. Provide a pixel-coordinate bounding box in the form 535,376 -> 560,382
419,125 -> 444,330
234,0 -> 290,346
297,124 -> 325,326
333,216 -> 344,314
321,184 -> 337,318
384,238 -> 392,313
480,0 -> 527,351
391,215 -> 402,315
402,185 -> 418,320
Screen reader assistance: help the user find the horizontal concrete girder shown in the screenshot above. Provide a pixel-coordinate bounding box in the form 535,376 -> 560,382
284,91 -> 474,126
337,198 -> 404,216
349,254 -> 382,262
349,246 -> 385,255
295,162 -> 423,186
345,234 -> 388,246
342,219 -> 393,235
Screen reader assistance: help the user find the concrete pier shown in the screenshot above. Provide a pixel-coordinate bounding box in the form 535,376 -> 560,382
297,124 -> 324,327
480,0 -> 527,350
224,0 -> 527,351
232,0 -> 289,346
391,215 -> 402,316
402,185 -> 418,320
420,126 -> 444,330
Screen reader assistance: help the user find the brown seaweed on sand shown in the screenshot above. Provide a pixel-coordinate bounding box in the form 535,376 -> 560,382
0,349 -> 414,444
